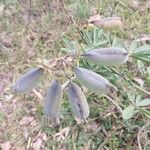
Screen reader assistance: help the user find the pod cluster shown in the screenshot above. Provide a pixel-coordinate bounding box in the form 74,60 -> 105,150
43,79 -> 90,122
13,47 -> 129,123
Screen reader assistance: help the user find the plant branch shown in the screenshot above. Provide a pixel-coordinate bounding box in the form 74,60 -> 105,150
60,0 -> 85,42
137,123 -> 150,150
98,123 -> 123,149
110,67 -> 150,96
102,94 -> 123,113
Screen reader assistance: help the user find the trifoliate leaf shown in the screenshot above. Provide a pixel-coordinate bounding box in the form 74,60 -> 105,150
122,106 -> 135,120
136,99 -> 150,107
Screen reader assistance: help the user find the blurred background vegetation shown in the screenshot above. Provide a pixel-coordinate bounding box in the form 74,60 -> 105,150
0,0 -> 150,149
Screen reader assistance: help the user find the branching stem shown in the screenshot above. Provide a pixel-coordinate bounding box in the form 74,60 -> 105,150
102,94 -> 123,113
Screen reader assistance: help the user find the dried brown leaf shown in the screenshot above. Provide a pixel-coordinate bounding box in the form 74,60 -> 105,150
134,36 -> 150,44
1,142 -> 11,150
88,14 -> 101,23
54,127 -> 70,142
23,128 -> 29,142
19,116 -> 34,126
32,138 -> 42,150
133,77 -> 144,87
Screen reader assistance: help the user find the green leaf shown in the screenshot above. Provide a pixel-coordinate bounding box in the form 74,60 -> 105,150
131,44 -> 150,63
135,95 -> 142,105
131,50 -> 150,63
137,99 -> 150,107
4,0 -> 17,5
83,30 -> 93,46
94,40 -> 108,47
97,29 -> 103,38
61,38 -> 78,53
135,44 -> 150,52
128,92 -> 136,104
82,27 -> 108,48
147,67 -> 150,75
60,48 -> 72,53
93,27 -> 97,45
122,106 -> 135,120
112,36 -> 118,47
137,60 -> 146,74
129,42 -> 139,53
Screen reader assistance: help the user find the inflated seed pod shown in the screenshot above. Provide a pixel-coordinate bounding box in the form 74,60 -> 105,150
74,67 -> 116,94
82,47 -> 129,66
90,17 -> 123,29
67,82 -> 89,120
44,79 -> 63,119
13,68 -> 44,93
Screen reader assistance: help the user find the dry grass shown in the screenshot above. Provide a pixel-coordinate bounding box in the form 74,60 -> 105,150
0,0 -> 150,149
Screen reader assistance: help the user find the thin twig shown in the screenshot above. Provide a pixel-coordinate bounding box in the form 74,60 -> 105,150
102,94 -> 123,113
110,67 -> 150,96
32,89 -> 43,101
133,84 -> 150,96
45,0 -> 51,17
115,0 -> 140,12
138,108 -> 150,119
28,0 -> 32,26
26,136 -> 31,150
62,76 -> 76,89
137,123 -> 150,150
60,0 -> 85,42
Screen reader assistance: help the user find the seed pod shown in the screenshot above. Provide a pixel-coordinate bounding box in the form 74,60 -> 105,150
74,67 -> 116,94
88,14 -> 101,23
82,47 -> 129,66
13,68 -> 44,93
90,17 -> 123,29
67,82 -> 89,120
44,79 -> 63,119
